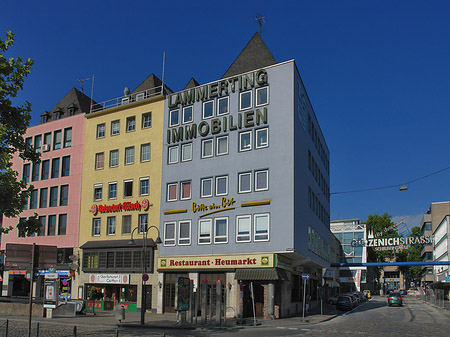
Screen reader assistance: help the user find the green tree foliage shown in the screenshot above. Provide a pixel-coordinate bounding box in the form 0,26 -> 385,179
0,30 -> 41,236
405,226 -> 423,280
365,213 -> 399,262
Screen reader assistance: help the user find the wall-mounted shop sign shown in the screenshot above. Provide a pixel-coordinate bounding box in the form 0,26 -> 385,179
89,274 -> 130,284
89,199 -> 151,215
158,254 -> 274,270
168,69 -> 268,108
351,235 -> 432,248
193,197 -> 236,217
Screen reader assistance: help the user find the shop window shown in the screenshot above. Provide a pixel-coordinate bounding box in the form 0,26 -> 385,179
164,222 -> 176,246
255,128 -> 269,149
216,136 -> 228,156
126,116 -> 136,132
183,106 -> 193,124
179,220 -> 191,245
201,178 -> 213,198
110,149 -> 119,167
142,112 -> 152,128
254,214 -> 269,241
109,182 -> 117,199
215,175 -> 228,196
256,86 -> 269,106
236,215 -> 251,242
203,101 -> 214,119
217,97 -> 229,115
167,183 -> 177,201
168,146 -> 179,164
214,217 -> 228,243
169,109 -> 179,127
239,131 -> 252,152
198,219 -> 211,244
201,139 -> 213,158
239,90 -> 252,110
255,169 -> 269,191
111,120 -> 120,135
238,172 -> 251,193
97,124 -> 105,138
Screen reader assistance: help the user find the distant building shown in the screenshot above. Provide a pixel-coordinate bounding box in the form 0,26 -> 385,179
433,215 -> 450,283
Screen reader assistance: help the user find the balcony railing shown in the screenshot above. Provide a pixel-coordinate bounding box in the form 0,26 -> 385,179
90,86 -> 164,113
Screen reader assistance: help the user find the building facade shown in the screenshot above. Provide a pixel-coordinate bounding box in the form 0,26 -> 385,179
433,215 -> 449,283
157,34 -> 331,318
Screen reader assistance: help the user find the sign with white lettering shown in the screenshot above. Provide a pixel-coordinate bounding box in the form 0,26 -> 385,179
158,254 -> 274,270
89,274 -> 130,284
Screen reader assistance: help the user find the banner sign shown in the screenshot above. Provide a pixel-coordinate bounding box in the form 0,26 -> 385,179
89,274 -> 130,284
158,254 -> 274,270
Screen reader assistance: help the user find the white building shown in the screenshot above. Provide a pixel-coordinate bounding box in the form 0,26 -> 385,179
433,215 -> 449,283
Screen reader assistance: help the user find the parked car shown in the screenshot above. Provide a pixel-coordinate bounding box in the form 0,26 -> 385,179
387,292 -> 403,306
363,290 -> 371,299
346,293 -> 360,306
327,294 -> 341,305
336,295 -> 354,311
353,291 -> 366,302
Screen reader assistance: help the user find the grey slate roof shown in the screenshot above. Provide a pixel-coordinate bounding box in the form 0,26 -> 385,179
222,32 -> 277,79
183,78 -> 200,90
131,73 -> 173,95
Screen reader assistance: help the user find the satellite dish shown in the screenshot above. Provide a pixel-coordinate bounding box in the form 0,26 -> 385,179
124,87 -> 130,96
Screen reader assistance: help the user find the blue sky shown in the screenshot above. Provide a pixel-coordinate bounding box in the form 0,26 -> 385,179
3,0 -> 450,230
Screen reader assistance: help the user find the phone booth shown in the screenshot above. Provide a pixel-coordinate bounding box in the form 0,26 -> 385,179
43,272 -> 59,318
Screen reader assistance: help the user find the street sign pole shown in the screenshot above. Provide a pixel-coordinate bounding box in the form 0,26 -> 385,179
302,278 -> 306,319
27,243 -> 36,337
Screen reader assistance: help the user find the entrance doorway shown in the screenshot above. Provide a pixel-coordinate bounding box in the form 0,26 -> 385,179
243,282 -> 264,318
145,285 -> 152,312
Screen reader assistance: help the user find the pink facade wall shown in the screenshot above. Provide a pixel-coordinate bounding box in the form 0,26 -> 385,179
1,114 -> 85,250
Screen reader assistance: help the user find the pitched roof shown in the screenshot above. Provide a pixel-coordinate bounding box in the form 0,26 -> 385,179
183,78 -> 200,90
132,73 -> 173,95
222,32 -> 277,79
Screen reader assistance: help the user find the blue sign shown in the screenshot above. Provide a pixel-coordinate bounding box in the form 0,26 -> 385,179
302,274 -> 310,280
49,267 -> 55,273
142,273 -> 149,282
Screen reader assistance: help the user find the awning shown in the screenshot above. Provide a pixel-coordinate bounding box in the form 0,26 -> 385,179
80,238 -> 155,249
235,268 -> 289,281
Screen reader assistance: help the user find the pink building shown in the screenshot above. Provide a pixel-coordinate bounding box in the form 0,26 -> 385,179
1,88 -> 89,299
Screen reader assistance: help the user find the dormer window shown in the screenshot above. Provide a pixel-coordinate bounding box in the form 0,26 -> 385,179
54,107 -> 64,120
40,111 -> 50,124
67,103 -> 77,116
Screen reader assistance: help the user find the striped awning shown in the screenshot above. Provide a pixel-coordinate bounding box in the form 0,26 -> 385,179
235,268 -> 288,281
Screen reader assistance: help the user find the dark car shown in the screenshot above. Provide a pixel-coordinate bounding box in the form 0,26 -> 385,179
387,292 -> 403,306
336,295 -> 354,311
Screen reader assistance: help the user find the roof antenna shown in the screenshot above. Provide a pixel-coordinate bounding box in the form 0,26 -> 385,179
78,77 -> 90,93
255,13 -> 266,35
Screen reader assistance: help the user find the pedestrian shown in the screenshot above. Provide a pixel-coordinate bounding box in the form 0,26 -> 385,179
305,294 -> 311,313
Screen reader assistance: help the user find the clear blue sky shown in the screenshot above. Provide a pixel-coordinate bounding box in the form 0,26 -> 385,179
3,0 -> 450,230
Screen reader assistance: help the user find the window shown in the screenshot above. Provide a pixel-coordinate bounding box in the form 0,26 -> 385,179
122,215 -> 131,234
255,128 -> 269,148
53,130 -> 62,150
198,219 -> 212,244
60,185 -> 69,206
140,177 -> 149,196
123,180 -> 133,197
97,124 -> 105,138
32,163 -> 40,181
25,137 -> 32,149
201,139 -> 213,158
125,147 -> 134,165
238,172 -> 251,193
181,143 -> 192,162
169,109 -> 179,127
63,127 -> 72,148
201,178 -> 213,198
95,152 -> 104,170
180,181 -> 191,200
110,150 -> 119,167
164,222 -> 176,246
182,106 -> 193,124
39,188 -> 48,208
142,112 -> 152,128
108,182 -> 117,199
255,170 -> 269,191
138,214 -> 148,233
236,215 -> 251,242
203,101 -> 214,119
48,215 -> 57,236
179,221 -> 191,245
254,214 -> 269,241
167,183 -> 177,201
214,217 -> 228,243
239,90 -> 252,110
49,187 -> 58,207
58,214 -> 67,235
216,136 -> 228,156
43,132 -> 51,149
22,164 -> 30,183
51,158 -> 60,178
94,184 -> 102,201
107,216 -> 116,235
61,156 -> 70,176
217,97 -> 229,115
38,216 -> 46,236
140,143 -> 151,162
111,120 -> 120,135
30,190 -> 38,209
41,160 -> 49,180
168,146 -> 179,164
34,135 -> 42,152
216,175 -> 228,196
239,131 -> 252,152
126,116 -> 136,132
256,87 -> 269,106
92,218 -> 101,236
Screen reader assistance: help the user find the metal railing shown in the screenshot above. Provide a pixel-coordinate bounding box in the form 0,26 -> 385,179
418,288 -> 446,308
90,86 -> 164,113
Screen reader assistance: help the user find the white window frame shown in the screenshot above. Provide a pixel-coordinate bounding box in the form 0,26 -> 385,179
125,146 -> 135,165
164,222 -> 176,246
169,109 -> 180,127
140,143 -> 151,162
203,100 -> 214,119
142,112 -> 152,128
97,124 -> 105,138
201,139 -> 213,158
167,183 -> 178,202
108,182 -> 117,199
92,218 -> 101,236
111,120 -> 120,135
178,220 -> 191,245
136,92 -> 145,101
214,217 -> 228,244
254,213 -> 270,241
123,179 -> 133,198
238,172 -> 252,193
239,90 -> 252,110
198,219 -> 212,244
217,96 -> 229,116
236,215 -> 251,242
256,86 -> 269,107
182,106 -> 193,124
126,116 -> 136,132
180,181 -> 191,200
138,214 -> 148,233
255,169 -> 269,191
181,143 -> 192,162
139,177 -> 149,196
110,149 -> 119,167
215,175 -> 228,196
107,216 -> 116,235
94,184 -> 102,201
168,146 -> 179,164
95,152 -> 104,170
239,131 -> 252,152
216,135 -> 228,156
201,178 -> 213,198
255,128 -> 269,149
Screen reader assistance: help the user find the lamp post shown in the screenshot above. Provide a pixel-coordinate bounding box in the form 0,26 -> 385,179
129,225 -> 162,325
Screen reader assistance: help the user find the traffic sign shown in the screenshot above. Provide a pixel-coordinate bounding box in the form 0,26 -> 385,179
302,274 -> 310,280
142,273 -> 149,282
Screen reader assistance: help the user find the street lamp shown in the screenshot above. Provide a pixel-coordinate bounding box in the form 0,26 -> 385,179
128,225 -> 162,325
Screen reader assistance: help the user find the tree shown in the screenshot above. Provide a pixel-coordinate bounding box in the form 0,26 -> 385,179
405,226 -> 423,281
365,213 -> 399,263
0,30 -> 41,236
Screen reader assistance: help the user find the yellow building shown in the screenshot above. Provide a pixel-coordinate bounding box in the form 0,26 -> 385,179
76,75 -> 168,313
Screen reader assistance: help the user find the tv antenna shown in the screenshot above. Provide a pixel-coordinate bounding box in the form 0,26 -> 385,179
255,14 -> 266,35
78,77 -> 90,93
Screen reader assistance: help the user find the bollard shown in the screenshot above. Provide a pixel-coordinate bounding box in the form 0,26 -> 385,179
116,329 -> 119,337
201,280 -> 208,325
73,325 -> 77,337
215,280 -> 222,326
6,319 -> 8,337
36,322 -> 39,337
